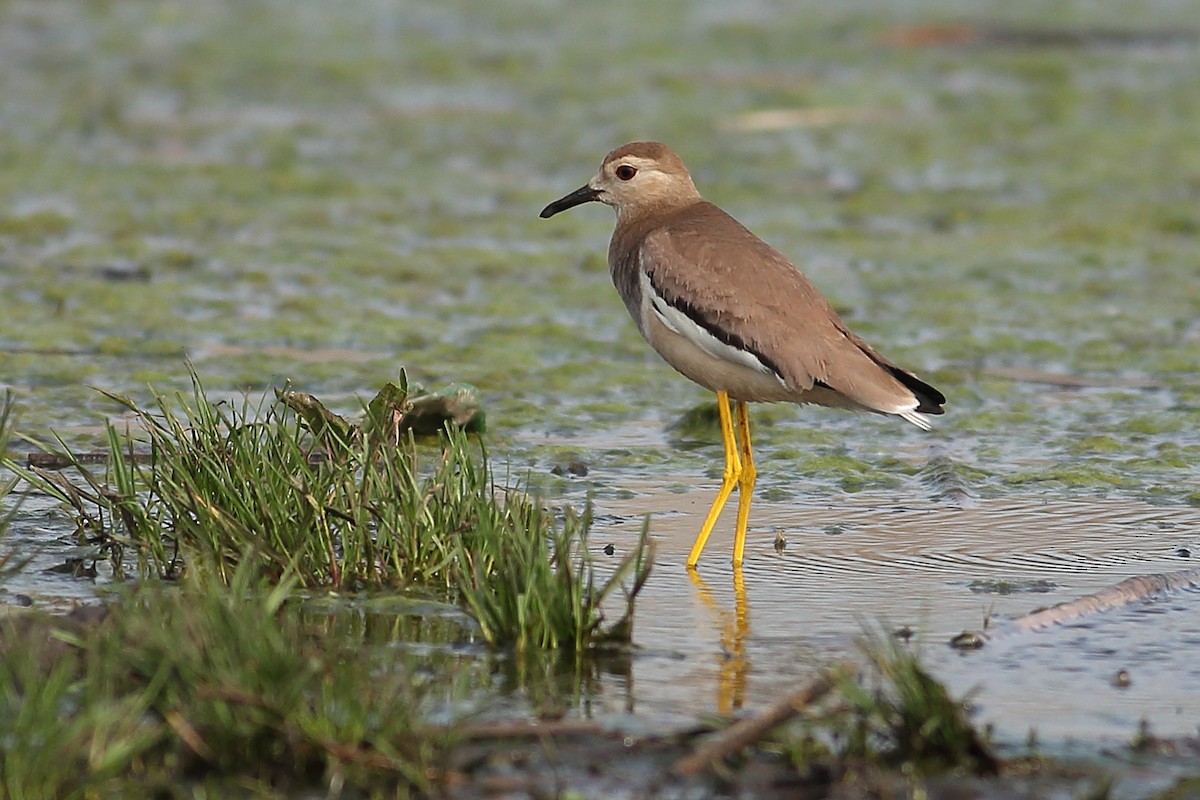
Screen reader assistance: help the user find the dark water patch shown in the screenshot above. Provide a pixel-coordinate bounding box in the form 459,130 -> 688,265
968,579 -> 1057,595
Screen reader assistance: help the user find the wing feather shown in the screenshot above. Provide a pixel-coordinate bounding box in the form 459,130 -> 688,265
634,202 -> 944,417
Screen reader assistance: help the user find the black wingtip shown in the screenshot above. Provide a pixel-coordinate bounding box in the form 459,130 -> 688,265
888,367 -> 946,414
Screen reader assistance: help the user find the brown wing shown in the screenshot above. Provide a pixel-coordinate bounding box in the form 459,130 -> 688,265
637,201 -> 944,414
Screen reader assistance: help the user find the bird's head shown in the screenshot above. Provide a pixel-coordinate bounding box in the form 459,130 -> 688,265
540,141 -> 701,222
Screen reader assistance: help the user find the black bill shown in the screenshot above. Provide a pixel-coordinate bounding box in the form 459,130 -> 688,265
540,185 -> 602,218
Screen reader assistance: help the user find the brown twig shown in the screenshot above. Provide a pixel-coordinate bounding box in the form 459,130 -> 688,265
671,664 -> 849,776
194,684 -> 273,709
452,719 -> 605,740
26,452 -> 121,468
314,737 -> 415,772
164,710 -> 215,761
971,567 -> 1200,646
25,450 -> 328,470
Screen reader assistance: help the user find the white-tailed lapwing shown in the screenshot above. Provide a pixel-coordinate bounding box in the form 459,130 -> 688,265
540,142 -> 945,568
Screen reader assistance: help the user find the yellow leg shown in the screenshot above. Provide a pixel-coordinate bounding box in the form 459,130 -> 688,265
687,391 -> 741,568
732,401 -> 756,567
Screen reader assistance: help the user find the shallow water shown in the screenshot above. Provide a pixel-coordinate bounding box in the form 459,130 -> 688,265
2,0 -> 1200,767
589,482 -> 1200,744
1,493 -> 106,612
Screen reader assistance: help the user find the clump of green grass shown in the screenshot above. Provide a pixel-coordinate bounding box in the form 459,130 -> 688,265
0,567 -> 446,798
4,371 -> 650,655
835,634 -> 999,776
458,504 -> 651,655
16,372 -> 482,587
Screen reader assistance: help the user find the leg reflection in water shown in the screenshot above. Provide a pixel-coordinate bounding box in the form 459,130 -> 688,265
687,566 -> 749,715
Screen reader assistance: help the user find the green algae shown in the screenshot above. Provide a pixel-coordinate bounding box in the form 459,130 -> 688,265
0,0 -> 1196,511
968,579 -> 1057,595
0,210 -> 73,242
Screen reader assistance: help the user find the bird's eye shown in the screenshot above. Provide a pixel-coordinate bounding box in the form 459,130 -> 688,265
615,164 -> 637,181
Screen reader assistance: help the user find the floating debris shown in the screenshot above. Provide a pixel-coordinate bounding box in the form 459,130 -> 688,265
551,461 -> 589,477
949,631 -> 984,650
278,369 -> 486,447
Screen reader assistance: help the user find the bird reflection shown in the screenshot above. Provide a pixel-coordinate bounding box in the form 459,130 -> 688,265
688,566 -> 749,714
